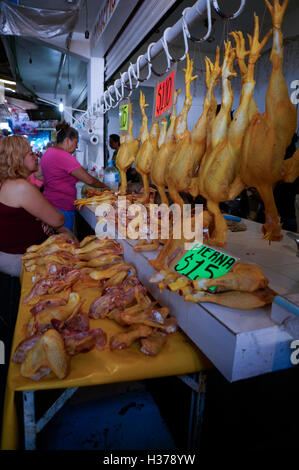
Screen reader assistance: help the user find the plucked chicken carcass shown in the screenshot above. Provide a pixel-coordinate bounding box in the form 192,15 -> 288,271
197,18 -> 271,247
116,102 -> 140,195
149,262 -> 276,310
184,288 -> 276,310
135,91 -> 160,203
230,0 -> 298,241
149,209 -> 213,271
168,50 -> 222,207
189,49 -> 222,198
151,89 -> 181,205
192,263 -> 269,292
164,55 -> 197,207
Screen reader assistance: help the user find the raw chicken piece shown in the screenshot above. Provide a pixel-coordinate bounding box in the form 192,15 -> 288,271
192,263 -> 268,293
184,287 -> 276,310
149,210 -> 213,271
26,292 -> 81,337
20,329 -> 69,380
23,269 -> 80,304
89,277 -> 146,319
110,324 -> 153,350
63,328 -> 107,355
140,330 -> 167,356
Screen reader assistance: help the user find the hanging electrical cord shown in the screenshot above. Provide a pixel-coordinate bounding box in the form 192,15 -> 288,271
74,0 -> 247,127
85,0 -> 90,39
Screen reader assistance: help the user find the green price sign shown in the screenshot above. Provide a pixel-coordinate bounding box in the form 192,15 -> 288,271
173,243 -> 238,289
119,104 -> 129,131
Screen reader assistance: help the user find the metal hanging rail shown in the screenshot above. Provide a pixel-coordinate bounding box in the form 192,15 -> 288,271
75,0 -> 246,126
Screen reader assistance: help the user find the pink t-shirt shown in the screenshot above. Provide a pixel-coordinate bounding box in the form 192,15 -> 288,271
41,147 -> 81,210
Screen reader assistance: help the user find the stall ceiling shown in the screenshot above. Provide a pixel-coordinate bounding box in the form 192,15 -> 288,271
110,0 -> 299,85
1,0 -> 106,109
1,0 -> 298,110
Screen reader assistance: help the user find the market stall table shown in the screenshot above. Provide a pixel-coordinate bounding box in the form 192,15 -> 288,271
78,205 -> 299,382
1,267 -> 211,450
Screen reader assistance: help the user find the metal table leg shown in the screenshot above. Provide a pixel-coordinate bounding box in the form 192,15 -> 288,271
178,371 -> 207,451
23,391 -> 36,450
22,387 -> 78,450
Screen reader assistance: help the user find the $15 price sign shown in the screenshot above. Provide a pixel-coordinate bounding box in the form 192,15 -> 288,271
174,243 -> 238,291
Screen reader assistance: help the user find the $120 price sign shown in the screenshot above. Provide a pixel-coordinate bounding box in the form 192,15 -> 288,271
154,69 -> 175,118
174,243 -> 238,290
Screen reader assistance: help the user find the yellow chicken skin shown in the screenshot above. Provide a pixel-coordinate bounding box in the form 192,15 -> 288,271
231,0 -> 298,242
198,17 -> 271,247
151,89 -> 181,205
165,54 -> 197,208
116,103 -> 140,195
135,91 -> 160,203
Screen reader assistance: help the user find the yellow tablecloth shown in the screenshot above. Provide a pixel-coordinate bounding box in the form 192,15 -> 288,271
1,268 -> 212,450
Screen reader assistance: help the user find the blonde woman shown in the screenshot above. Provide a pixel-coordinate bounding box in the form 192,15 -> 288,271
0,135 -> 67,276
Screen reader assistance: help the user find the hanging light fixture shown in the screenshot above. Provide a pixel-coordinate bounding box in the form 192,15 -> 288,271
85,0 -> 90,39
67,54 -> 72,90
59,99 -> 64,112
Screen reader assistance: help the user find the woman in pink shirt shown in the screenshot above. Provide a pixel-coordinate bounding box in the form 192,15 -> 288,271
41,121 -> 107,231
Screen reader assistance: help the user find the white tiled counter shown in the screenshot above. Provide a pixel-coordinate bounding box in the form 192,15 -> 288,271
78,206 -> 299,382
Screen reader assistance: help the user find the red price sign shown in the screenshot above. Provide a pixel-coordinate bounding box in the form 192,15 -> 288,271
154,69 -> 175,118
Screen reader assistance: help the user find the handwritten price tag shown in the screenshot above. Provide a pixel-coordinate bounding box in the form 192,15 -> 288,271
119,104 -> 129,131
154,69 -> 175,119
173,243 -> 238,290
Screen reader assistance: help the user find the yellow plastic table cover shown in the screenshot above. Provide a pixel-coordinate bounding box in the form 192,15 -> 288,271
1,268 -> 211,450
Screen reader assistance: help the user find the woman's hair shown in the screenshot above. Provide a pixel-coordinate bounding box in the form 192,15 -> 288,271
56,120 -> 78,144
0,135 -> 31,182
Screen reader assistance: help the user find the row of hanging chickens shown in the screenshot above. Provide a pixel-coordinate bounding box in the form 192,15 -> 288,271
116,0 -> 299,249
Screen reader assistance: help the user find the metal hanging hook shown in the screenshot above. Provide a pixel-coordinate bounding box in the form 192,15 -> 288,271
162,22 -> 189,64
212,0 -> 246,19
136,54 -> 151,83
182,0 -> 212,43
128,63 -> 140,89
146,42 -> 167,77
108,85 -> 120,109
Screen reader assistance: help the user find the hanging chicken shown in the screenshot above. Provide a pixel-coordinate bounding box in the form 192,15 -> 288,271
189,48 -> 222,197
230,0 -> 298,241
116,103 -> 140,195
134,91 -> 160,203
196,17 -> 271,247
164,54 -> 197,207
151,89 -> 181,205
